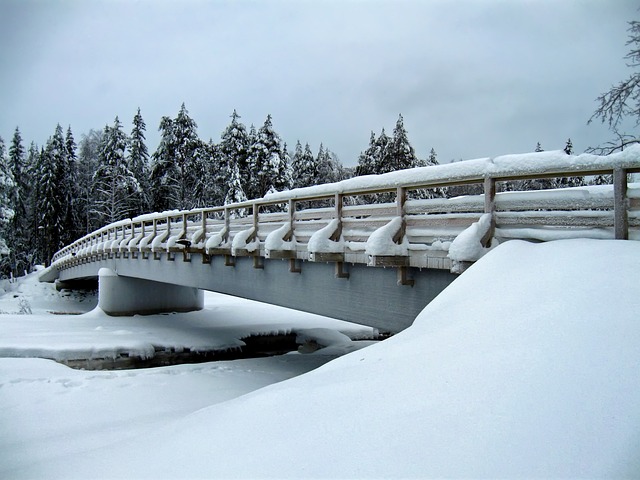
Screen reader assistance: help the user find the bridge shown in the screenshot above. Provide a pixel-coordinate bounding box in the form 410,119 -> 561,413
40,147 -> 640,333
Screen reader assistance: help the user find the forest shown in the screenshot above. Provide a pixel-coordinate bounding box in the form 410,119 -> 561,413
0,104 -> 583,279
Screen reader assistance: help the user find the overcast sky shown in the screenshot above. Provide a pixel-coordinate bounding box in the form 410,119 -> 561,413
1,0 -> 637,166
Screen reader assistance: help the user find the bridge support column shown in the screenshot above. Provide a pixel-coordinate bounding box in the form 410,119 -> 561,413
98,268 -> 204,316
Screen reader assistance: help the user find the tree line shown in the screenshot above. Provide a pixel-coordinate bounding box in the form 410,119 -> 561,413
0,107 -> 430,276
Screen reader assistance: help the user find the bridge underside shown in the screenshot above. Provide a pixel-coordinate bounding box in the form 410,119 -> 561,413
57,254 -> 457,333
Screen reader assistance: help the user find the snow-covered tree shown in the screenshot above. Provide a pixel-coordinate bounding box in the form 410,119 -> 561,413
37,136 -> 64,265
224,159 -> 248,209
76,130 -> 103,234
5,128 -> 30,274
564,138 -> 573,155
127,108 -> 150,217
316,144 -> 337,185
387,114 -> 418,172
426,147 -> 438,166
150,104 -> 203,211
355,131 -> 378,176
60,126 -> 78,245
0,137 -> 14,267
246,115 -> 288,199
534,142 -> 544,152
93,117 -> 140,224
219,110 -> 250,192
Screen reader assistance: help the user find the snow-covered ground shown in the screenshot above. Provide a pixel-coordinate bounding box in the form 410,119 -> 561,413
1,238 -> 639,478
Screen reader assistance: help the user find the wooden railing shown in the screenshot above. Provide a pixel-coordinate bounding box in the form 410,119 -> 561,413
50,148 -> 640,276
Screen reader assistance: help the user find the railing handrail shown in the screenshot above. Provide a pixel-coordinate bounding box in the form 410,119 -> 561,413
50,146 -> 640,264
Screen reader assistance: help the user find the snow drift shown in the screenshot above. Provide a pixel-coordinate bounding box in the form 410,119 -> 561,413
35,238 -> 640,479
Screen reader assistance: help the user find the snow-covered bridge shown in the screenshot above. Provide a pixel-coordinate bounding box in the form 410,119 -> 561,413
40,147 -> 640,333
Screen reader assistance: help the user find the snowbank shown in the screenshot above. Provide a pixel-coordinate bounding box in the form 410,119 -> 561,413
29,238 -> 640,478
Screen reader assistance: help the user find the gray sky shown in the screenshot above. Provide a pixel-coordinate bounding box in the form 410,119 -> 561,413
1,0 -> 637,166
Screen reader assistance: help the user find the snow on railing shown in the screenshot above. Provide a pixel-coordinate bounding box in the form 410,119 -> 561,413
49,147 -> 640,273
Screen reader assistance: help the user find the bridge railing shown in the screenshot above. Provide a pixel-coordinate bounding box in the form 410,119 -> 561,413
51,147 -> 640,274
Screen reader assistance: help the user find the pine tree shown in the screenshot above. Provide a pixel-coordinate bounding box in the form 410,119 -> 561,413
246,115 -> 286,198
564,138 -> 573,155
219,110 -> 250,190
535,142 -> 544,152
38,137 -> 63,265
374,128 -> 391,174
426,148 -> 438,166
292,142 -> 318,187
24,142 -> 40,263
150,104 -> 203,210
127,108 -> 150,217
173,103 -> 203,209
6,128 -> 29,274
150,116 -> 179,212
316,143 -> 336,185
76,130 -> 103,234
388,114 -> 418,172
290,141 -> 305,188
94,117 -> 140,224
0,137 -> 14,267
61,126 -> 78,245
355,131 -> 378,176
224,159 -> 248,209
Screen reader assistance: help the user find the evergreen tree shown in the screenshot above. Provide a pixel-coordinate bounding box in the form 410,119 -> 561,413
535,142 -> 544,152
150,115 -> 178,212
290,141 -> 305,188
150,104 -> 203,210
292,142 -> 317,187
173,103 -> 203,209
61,126 -> 78,245
76,130 -> 103,234
426,148 -> 438,166
0,137 -> 13,268
6,128 -> 29,274
24,142 -> 40,263
219,110 -> 250,191
38,136 -> 63,265
94,117 -> 140,224
374,128 -> 391,174
387,114 -> 418,172
246,115 -> 287,198
316,143 -> 337,185
355,131 -> 378,176
564,138 -> 573,155
224,159 -> 248,208
127,108 -> 150,217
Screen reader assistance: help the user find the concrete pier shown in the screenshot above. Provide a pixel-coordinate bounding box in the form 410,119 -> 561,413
97,268 -> 204,316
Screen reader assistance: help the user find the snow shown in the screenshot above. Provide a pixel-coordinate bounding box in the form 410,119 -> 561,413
231,226 -> 258,253
264,222 -> 295,251
205,225 -> 228,249
364,216 -> 408,256
1,239 -> 639,478
307,218 -> 343,253
448,212 -> 499,261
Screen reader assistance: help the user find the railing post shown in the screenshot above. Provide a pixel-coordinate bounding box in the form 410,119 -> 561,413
331,193 -> 343,241
614,168 -> 629,240
393,187 -> 407,244
481,176 -> 496,248
287,199 -> 301,273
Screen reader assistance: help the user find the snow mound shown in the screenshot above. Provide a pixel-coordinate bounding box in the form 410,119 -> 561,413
58,239 -> 640,478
